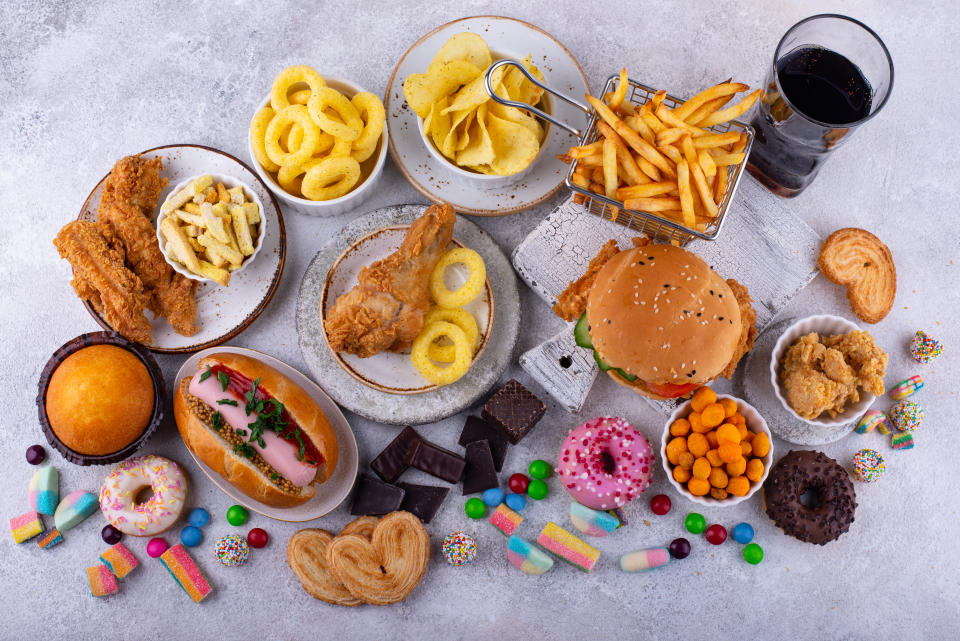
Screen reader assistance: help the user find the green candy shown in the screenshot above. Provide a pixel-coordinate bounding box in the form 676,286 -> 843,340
743,543 -> 764,565
464,497 -> 486,519
528,460 -> 552,479
226,504 -> 249,526
527,479 -> 549,500
684,512 -> 706,534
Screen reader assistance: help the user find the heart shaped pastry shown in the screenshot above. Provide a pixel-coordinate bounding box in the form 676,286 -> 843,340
818,228 -> 896,323
325,511 -> 430,605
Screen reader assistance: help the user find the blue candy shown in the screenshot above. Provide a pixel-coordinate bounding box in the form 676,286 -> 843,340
482,488 -> 505,507
187,508 -> 210,528
180,525 -> 204,548
732,522 -> 754,544
504,493 -> 527,512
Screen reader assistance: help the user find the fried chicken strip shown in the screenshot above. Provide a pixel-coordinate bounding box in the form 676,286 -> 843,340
324,203 -> 456,357
719,278 -> 758,380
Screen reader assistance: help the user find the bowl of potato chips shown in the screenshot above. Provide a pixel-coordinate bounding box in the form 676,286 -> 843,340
404,33 -> 550,188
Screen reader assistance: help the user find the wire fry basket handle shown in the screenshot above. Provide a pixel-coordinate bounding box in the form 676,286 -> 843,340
484,59 -> 590,137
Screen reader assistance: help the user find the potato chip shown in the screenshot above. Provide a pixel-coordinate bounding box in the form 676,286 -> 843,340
442,107 -> 476,158
456,103 -> 495,167
403,60 -> 482,118
442,65 -> 505,115
427,32 -> 492,74
500,54 -> 544,106
488,101 -> 541,141
486,112 -> 540,175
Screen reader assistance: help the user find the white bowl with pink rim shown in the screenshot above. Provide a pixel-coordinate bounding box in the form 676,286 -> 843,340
661,394 -> 773,507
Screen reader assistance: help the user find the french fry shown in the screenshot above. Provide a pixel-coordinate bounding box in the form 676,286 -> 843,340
655,104 -> 707,136
673,82 -> 749,121
698,150 -> 717,178
216,182 -> 230,203
571,171 -> 590,190
591,167 -> 604,184
655,127 -> 687,147
161,174 -> 213,215
630,110 -> 655,144
603,92 -> 633,117
601,136 -> 619,212
697,89 -> 762,127
635,155 -> 661,181
693,132 -> 741,149
688,94 -> 733,126
228,186 -> 246,206
588,181 -> 604,194
730,132 -> 748,155
243,202 -> 260,225
567,140 -> 604,158
650,90 -> 666,111
596,121 -> 647,186
707,152 -> 746,166
175,210 -> 206,227
195,260 -> 231,287
616,181 -> 676,200
607,68 -> 629,110
198,232 -> 242,266
679,134 -> 698,165
204,187 -> 218,203
230,204 -> 255,256
577,153 -> 604,167
713,165 -> 729,204
182,202 -> 202,216
658,144 -> 683,165
182,224 -> 200,237
200,202 -> 231,244
188,237 -> 203,253
689,161 -> 718,218
676,160 -> 696,229
159,216 -> 201,272
587,94 -> 676,178
623,197 -> 682,212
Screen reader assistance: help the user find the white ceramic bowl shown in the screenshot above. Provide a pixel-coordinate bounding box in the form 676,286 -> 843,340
156,173 -> 267,283
247,77 -> 388,217
769,314 -> 871,428
661,394 -> 773,507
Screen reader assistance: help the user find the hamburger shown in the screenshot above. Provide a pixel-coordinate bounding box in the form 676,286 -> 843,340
555,241 -> 757,400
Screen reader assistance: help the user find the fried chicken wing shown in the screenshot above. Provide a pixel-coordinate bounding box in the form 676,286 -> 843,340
54,220 -> 153,344
324,203 -> 456,357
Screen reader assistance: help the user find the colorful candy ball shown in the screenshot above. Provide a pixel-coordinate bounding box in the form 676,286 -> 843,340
505,493 -> 527,512
226,504 -> 249,526
214,534 -> 249,567
508,473 -> 530,494
668,537 -> 691,559
101,524 -> 123,545
705,524 -> 727,545
527,479 -> 549,500
187,508 -> 211,528
464,497 -> 486,519
146,537 -> 168,558
743,542 -> 764,565
910,330 -> 942,364
732,522 -> 754,544
482,487 -> 505,507
852,448 -> 885,483
441,530 -> 477,566
684,512 -> 706,534
180,525 -> 203,548
25,444 -> 46,465
528,459 -> 552,479
247,528 -> 269,548
650,494 -> 672,516
890,400 -> 923,432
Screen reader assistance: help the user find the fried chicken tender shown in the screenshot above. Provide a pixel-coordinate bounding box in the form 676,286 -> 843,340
719,278 -> 758,380
324,203 -> 456,357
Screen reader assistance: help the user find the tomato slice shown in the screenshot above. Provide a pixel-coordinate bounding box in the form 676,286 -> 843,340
643,380 -> 699,398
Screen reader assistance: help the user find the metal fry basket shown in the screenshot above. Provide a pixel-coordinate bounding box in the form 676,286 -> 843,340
486,60 -> 755,245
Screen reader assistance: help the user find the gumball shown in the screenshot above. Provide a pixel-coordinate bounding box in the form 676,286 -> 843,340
527,479 -> 549,500
25,445 -> 46,465
464,497 -> 486,519
187,507 -> 210,528
528,459 -> 552,479
732,522 -> 754,544
505,493 -> 526,512
705,524 -> 727,545
684,512 -> 706,534
508,473 -> 530,494
101,525 -> 123,545
482,487 -> 505,507
743,543 -> 764,565
668,537 -> 691,559
247,528 -> 269,548
146,537 -> 168,558
180,526 -> 203,548
650,494 -> 672,516
214,534 -> 249,567
226,504 -> 249,526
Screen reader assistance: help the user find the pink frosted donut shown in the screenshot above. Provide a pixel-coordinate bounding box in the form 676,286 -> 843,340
556,417 -> 654,510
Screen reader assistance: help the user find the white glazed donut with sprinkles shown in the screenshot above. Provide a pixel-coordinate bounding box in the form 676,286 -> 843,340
556,416 -> 654,510
99,455 -> 188,536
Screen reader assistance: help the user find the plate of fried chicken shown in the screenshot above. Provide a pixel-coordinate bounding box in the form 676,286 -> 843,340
54,145 -> 286,353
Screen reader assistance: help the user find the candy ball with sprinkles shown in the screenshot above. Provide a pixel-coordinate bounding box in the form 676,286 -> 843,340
890,400 -> 923,432
441,531 -> 477,567
214,534 -> 249,567
910,330 -> 942,364
852,448 -> 885,483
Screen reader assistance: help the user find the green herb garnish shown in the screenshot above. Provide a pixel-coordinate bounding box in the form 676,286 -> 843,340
217,399 -> 238,407
270,472 -> 279,481
212,412 -> 224,431
217,371 -> 230,392
234,443 -> 255,459
235,428 -> 247,437
199,365 -> 212,383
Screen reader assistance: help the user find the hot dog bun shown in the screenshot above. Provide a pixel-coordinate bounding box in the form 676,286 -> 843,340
173,352 -> 339,508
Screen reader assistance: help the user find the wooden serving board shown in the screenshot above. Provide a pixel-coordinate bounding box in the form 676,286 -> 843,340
512,177 -> 822,413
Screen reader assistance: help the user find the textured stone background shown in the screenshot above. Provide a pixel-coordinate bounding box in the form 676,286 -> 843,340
1,1 -> 958,640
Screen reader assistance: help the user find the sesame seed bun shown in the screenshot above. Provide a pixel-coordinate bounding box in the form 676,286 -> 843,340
586,245 -> 742,388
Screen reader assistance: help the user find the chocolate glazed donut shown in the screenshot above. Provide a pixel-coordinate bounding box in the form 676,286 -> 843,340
762,450 -> 856,545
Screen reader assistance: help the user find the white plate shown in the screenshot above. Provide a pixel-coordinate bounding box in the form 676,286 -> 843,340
173,346 -> 358,522
384,16 -> 590,216
320,227 -> 494,394
77,144 -> 286,354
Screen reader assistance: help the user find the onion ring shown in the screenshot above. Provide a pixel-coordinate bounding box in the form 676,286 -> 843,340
277,157 -> 324,195
265,105 -> 323,167
329,137 -> 354,158
411,321 -> 472,385
307,87 -> 363,141
424,307 -> 479,362
430,248 -> 487,308
301,156 -> 361,201
282,122 -> 305,153
351,138 -> 379,163
270,65 -> 326,112
289,88 -> 313,105
350,92 -> 386,151
250,107 -> 280,173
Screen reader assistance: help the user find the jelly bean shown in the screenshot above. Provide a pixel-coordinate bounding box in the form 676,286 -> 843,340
684,512 -> 706,534
464,497 -> 486,519
650,494 -> 671,516
620,547 -> 670,573
732,522 -> 754,544
743,542 -> 764,565
482,487 -> 505,507
25,445 -> 46,465
180,525 -> 203,548
146,537 -> 168,558
101,525 -> 122,545
528,459 -> 552,479
505,493 -> 527,512
508,473 -> 530,494
705,524 -> 727,545
226,505 -> 249,526
668,537 -> 691,559
527,479 -> 549,500
187,508 -> 210,528
247,528 -> 269,548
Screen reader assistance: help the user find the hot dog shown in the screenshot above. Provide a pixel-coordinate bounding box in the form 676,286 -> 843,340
173,352 -> 338,508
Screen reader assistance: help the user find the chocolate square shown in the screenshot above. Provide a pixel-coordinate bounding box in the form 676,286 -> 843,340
481,379 -> 546,444
350,474 -> 405,516
461,439 -> 499,495
396,482 -> 449,523
409,439 -> 466,483
458,416 -> 509,472
370,426 -> 422,483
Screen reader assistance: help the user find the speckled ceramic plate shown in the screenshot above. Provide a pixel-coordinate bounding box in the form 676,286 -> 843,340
297,204 -> 520,425
173,347 -> 358,522
76,144 -> 286,354
384,15 -> 590,216
320,227 -> 495,394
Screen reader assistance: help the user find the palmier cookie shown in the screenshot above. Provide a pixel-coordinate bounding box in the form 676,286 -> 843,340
818,227 -> 896,323
326,511 -> 430,606
340,515 -> 380,540
286,517 -> 379,607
